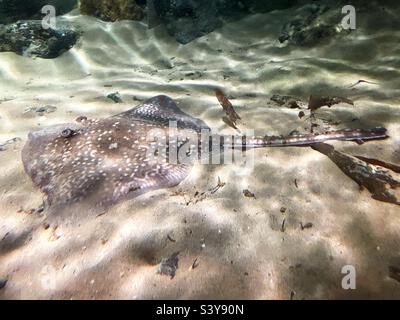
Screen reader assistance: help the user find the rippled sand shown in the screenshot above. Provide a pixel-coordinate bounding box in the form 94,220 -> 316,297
0,6 -> 399,299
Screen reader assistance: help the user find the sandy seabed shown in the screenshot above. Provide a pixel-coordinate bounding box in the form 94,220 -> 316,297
0,5 -> 399,299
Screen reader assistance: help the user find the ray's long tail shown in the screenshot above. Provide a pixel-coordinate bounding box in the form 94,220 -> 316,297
222,127 -> 388,148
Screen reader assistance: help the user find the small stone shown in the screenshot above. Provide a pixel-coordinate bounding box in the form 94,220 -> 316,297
80,0 -> 144,22
0,20 -> 80,59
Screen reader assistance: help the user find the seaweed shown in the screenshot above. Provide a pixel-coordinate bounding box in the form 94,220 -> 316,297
215,89 -> 241,129
312,143 -> 400,206
308,95 -> 354,112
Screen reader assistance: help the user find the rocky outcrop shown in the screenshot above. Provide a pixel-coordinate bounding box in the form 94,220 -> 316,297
0,20 -> 80,59
79,0 -> 145,22
278,3 -> 349,46
150,0 -> 298,44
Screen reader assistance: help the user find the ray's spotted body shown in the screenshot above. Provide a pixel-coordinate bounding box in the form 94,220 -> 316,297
22,95 -> 388,208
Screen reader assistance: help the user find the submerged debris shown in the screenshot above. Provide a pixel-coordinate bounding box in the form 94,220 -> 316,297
0,20 -> 80,59
0,279 -> 7,290
243,189 -> 256,199
157,252 -> 179,279
49,225 -> 62,241
281,218 -> 286,232
24,105 -> 57,115
191,258 -> 199,270
167,234 -> 176,243
349,80 -> 379,88
300,222 -> 313,230
215,89 -> 241,130
172,177 -> 225,205
270,94 -> 303,109
80,0 -> 144,22
149,0 -> 297,44
312,143 -> 400,205
308,95 -> 354,112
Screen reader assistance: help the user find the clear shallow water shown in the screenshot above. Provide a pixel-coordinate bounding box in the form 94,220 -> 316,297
0,1 -> 399,299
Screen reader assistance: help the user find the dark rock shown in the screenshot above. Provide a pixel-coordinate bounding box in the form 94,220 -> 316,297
80,0 -> 144,22
0,20 -> 80,59
312,143 -> 400,206
0,0 -> 77,24
279,4 -> 348,46
157,252 -> 179,279
151,0 -> 298,44
153,0 -> 222,44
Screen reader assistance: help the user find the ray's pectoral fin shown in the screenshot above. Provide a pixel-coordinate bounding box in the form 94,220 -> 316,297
114,95 -> 210,132
21,95 -> 205,212
99,162 -> 192,207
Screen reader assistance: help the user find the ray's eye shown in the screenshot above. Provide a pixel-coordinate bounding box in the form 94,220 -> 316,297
61,128 -> 75,138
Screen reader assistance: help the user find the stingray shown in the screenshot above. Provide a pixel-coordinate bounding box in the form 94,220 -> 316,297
22,95 -> 388,210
